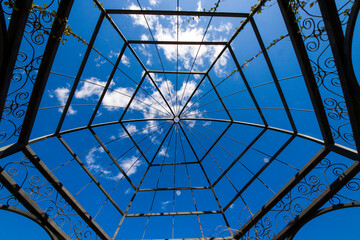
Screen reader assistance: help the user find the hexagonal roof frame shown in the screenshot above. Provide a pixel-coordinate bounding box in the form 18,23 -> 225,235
0,0 -> 360,239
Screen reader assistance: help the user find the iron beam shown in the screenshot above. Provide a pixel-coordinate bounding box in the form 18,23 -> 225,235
126,210 -> 220,217
277,0 -> 334,145
0,165 -> 70,239
233,147 -> 329,239
0,0 -> 33,120
106,9 -> 248,18
22,145 -> 111,239
273,158 -> 360,239
18,0 -> 75,143
317,0 -> 360,152
128,40 -> 227,45
138,186 -> 210,192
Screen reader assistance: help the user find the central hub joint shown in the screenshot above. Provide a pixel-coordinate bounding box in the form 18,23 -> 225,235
173,116 -> 180,123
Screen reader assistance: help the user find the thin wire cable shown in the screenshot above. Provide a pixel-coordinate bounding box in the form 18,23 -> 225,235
178,15 -> 215,112
179,128 -> 205,238
180,121 -> 240,193
51,121 -> 169,172
190,121 -> 300,171
172,124 -> 178,239
182,122 -> 276,195
39,104 -> 170,118
74,122 -> 172,197
80,77 -> 171,116
50,68 -> 173,116
94,170 -> 124,219
182,122 -> 233,236
184,107 -> 314,117
182,74 -> 303,116
94,51 -> 173,116
175,0 -> 180,115
94,122 -> 173,220
142,127 -> 176,240
135,0 -> 176,112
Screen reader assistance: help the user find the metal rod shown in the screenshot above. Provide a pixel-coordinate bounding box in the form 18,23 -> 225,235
22,145 -> 110,239
0,164 -> 71,239
224,135 -> 296,211
89,128 -> 137,190
119,73 -> 147,121
273,155 -> 360,239
206,74 -> 233,121
126,210 -> 221,217
151,161 -> 199,167
233,147 -> 330,239
0,0 -> 33,121
106,9 -> 249,18
19,0 -> 75,143
212,128 -> 267,187
138,186 -> 210,192
54,13 -> 104,134
88,43 -> 128,126
228,45 -> 268,126
250,17 -> 297,133
277,0 -> 334,145
57,135 -> 125,216
148,70 -> 206,75
128,40 -> 227,45
317,0 -> 360,152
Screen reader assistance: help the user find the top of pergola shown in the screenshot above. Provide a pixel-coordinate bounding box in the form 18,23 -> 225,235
0,0 -> 359,239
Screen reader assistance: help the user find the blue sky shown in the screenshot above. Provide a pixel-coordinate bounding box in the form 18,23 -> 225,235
0,0 -> 359,239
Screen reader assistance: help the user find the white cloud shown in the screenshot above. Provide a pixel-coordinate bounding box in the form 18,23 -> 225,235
127,5 -> 232,75
149,0 -> 159,6
75,77 -> 105,99
54,87 -> 76,115
203,121 -> 211,126
121,124 -> 139,138
125,188 -> 132,194
52,74 -> 203,123
101,87 -> 134,111
161,200 -> 171,210
85,147 -> 111,176
129,3 -> 159,29
74,77 -> 134,111
209,22 -> 233,35
108,50 -> 120,59
138,34 -> 153,66
196,1 -> 202,12
120,156 -> 142,177
121,54 -> 130,67
94,55 -> 106,68
85,148 -> 141,182
158,147 -> 169,157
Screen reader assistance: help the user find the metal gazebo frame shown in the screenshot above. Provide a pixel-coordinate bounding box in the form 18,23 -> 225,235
0,0 -> 359,239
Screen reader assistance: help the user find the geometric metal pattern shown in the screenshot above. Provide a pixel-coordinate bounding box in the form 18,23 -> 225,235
0,0 -> 359,239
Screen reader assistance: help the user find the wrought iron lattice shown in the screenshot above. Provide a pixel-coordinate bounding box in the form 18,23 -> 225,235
0,0 -> 359,239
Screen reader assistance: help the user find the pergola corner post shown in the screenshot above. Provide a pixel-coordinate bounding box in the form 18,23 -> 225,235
22,145 -> 111,239
0,165 -> 70,239
317,0 -> 360,153
0,0 -> 33,121
18,0 -> 75,144
277,0 -> 334,146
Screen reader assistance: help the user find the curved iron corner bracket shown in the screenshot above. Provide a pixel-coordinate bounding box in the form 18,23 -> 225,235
0,204 -> 57,240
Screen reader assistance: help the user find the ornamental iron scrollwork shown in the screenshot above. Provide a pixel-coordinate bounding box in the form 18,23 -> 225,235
295,0 -> 355,147
0,153 -> 99,239
0,0 -> 59,146
241,156 -> 360,240
344,0 -> 360,100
